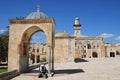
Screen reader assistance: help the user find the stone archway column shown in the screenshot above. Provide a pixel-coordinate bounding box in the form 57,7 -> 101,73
91,49 -> 93,58
99,52 -> 101,58
29,56 -> 31,64
115,52 -> 117,57
51,47 -> 54,72
35,55 -> 37,64
48,46 -> 52,74
47,46 -> 54,75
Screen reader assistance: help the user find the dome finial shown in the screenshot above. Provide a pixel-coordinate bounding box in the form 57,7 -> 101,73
37,5 -> 40,12
26,5 -> 48,19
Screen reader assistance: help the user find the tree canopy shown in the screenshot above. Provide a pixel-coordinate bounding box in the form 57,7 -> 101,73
0,30 -> 9,62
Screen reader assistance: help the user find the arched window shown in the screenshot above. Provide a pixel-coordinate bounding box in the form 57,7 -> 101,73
31,54 -> 35,64
84,41 -> 91,49
93,41 -> 99,49
36,55 -> 40,63
33,48 -> 35,52
37,48 -> 39,53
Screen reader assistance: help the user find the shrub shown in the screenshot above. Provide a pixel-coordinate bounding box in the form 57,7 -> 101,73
40,57 -> 46,62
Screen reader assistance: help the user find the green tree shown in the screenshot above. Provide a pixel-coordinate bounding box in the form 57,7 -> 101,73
0,29 -> 9,63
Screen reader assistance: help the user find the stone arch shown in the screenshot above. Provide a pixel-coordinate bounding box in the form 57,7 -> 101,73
93,41 -> 99,49
31,54 -> 35,64
36,55 -> 40,63
92,52 -> 98,58
84,41 -> 91,49
8,19 -> 55,73
21,26 -> 47,43
37,48 -> 39,53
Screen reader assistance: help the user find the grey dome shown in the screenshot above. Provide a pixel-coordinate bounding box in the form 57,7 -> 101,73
55,32 -> 71,38
26,5 -> 48,19
26,12 -> 48,19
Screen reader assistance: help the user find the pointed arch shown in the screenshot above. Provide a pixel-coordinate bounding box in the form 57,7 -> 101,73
93,41 -> 99,49
21,26 -> 47,43
84,41 -> 91,49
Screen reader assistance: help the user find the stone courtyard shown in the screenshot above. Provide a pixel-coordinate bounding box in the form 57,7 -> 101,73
12,57 -> 120,80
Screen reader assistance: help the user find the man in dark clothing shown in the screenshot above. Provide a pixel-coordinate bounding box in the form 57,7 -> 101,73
38,64 -> 48,78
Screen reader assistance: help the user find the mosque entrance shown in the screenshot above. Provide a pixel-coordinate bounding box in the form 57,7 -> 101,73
92,52 -> 98,58
110,52 -> 115,57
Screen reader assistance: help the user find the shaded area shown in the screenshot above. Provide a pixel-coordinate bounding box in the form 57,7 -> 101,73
55,69 -> 84,75
29,69 -> 39,73
21,69 -> 40,77
74,58 -> 88,63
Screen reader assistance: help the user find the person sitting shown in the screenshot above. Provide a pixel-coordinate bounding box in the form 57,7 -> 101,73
39,64 -> 48,78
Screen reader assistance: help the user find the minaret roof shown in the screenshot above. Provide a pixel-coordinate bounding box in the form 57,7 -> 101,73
74,17 -> 81,26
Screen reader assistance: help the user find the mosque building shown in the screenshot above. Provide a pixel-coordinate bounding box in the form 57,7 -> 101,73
25,5 -> 120,64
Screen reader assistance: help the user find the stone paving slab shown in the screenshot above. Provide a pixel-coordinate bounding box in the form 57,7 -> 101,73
12,58 -> 120,80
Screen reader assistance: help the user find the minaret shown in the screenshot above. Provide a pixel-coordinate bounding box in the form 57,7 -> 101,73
74,17 -> 81,37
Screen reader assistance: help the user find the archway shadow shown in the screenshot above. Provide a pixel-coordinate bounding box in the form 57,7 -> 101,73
29,69 -> 39,73
74,58 -> 89,63
54,69 -> 84,75
21,69 -> 40,76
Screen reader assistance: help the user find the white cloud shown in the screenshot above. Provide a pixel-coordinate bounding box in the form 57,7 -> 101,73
98,33 -> 113,38
81,35 -> 88,37
115,36 -> 120,41
0,29 -> 7,34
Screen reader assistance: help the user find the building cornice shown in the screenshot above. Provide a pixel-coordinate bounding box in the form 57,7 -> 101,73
10,18 -> 55,25
75,37 -> 103,40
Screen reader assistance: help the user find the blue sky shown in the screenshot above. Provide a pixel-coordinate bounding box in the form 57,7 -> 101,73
0,0 -> 120,44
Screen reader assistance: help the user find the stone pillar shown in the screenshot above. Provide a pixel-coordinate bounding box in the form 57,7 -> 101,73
35,55 -> 37,64
114,51 -> 116,57
91,49 -> 93,58
51,47 -> 54,72
99,52 -> 101,58
47,46 -> 54,75
19,42 -> 29,72
48,46 -> 51,74
29,56 -> 31,64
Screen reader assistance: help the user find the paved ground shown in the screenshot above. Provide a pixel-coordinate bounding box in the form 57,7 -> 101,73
12,57 -> 120,80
